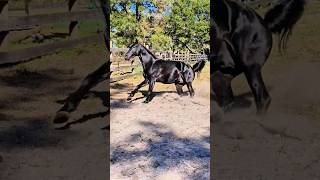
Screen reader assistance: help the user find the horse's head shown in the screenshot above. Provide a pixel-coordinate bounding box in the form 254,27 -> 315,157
124,44 -> 141,61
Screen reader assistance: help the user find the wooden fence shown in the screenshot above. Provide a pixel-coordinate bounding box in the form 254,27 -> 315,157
0,0 -> 104,65
110,48 -> 208,83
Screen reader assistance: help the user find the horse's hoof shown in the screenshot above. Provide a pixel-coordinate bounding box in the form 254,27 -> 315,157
53,111 -> 70,129
54,111 -> 69,123
222,102 -> 234,112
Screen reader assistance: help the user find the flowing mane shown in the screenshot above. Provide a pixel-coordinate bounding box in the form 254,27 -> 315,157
139,44 -> 158,59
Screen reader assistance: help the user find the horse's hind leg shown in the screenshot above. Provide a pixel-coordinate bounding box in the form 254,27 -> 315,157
212,71 -> 234,111
127,79 -> 147,101
186,82 -> 195,97
175,84 -> 183,96
244,66 -> 271,114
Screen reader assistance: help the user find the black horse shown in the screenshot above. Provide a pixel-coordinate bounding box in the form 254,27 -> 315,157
211,0 -> 305,114
124,44 -> 206,103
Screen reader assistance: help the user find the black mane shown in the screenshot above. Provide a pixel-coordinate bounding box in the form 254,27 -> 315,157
138,44 -> 158,59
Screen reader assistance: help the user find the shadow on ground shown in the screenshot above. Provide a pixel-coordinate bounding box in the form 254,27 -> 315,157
0,117 -> 72,151
111,121 -> 209,179
0,68 -> 75,89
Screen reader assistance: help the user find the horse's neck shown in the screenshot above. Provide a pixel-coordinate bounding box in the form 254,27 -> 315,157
139,49 -> 156,74
214,0 -> 232,35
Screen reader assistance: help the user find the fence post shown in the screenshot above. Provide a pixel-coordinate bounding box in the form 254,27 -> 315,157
0,0 -> 8,52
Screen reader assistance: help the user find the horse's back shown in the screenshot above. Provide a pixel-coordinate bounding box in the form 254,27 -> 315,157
215,0 -> 272,68
151,60 -> 193,84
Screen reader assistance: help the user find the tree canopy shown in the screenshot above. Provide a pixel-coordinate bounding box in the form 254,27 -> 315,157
110,0 -> 209,52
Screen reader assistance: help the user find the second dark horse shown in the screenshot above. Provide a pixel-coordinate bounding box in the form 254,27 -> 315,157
124,44 -> 206,103
211,0 -> 306,114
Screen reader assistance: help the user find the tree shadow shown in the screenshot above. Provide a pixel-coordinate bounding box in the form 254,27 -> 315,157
58,110 -> 109,130
54,90 -> 110,130
111,83 -> 132,90
56,90 -> 109,107
0,117 -> 71,150
0,68 -> 75,90
110,99 -> 131,109
0,93 -> 37,111
128,96 -> 145,102
110,121 -> 210,179
140,90 -> 187,97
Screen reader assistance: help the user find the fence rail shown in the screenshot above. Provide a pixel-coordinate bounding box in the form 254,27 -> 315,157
110,48 -> 208,83
0,34 -> 103,64
0,0 -> 104,65
0,10 -> 102,32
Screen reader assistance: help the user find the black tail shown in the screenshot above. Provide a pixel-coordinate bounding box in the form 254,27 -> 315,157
264,0 -> 305,52
192,59 -> 206,74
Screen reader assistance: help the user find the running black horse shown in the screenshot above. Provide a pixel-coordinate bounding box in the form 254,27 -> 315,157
211,0 -> 305,114
124,44 -> 206,103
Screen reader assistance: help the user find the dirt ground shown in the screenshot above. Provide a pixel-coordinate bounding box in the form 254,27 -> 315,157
212,61 -> 320,179
0,44 -> 108,180
212,1 -> 320,178
110,67 -> 210,179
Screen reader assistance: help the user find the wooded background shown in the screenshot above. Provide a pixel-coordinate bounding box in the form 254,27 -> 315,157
110,0 -> 210,52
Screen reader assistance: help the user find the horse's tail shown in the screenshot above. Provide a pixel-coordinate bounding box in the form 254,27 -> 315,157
264,0 -> 306,52
192,59 -> 206,74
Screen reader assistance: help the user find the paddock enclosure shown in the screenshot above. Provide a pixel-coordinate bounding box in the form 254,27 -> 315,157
109,45 -> 210,179
0,1 -> 108,179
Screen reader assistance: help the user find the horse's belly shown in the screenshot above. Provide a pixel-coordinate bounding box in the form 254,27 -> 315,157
156,70 -> 183,84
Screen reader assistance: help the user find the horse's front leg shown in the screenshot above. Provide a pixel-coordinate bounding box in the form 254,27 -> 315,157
244,65 -> 271,114
212,71 -> 235,111
127,79 -> 148,101
175,84 -> 183,96
143,79 -> 155,103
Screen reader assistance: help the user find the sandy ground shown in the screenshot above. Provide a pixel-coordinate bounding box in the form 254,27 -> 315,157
110,75 -> 210,179
212,61 -> 320,179
0,44 -> 108,180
